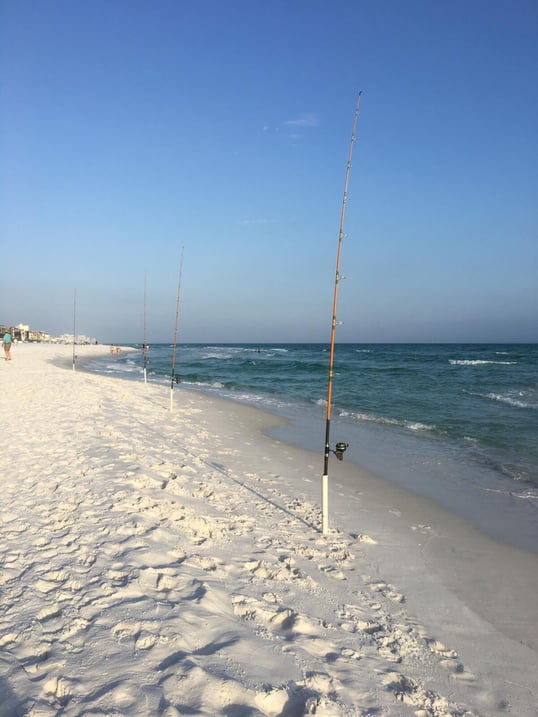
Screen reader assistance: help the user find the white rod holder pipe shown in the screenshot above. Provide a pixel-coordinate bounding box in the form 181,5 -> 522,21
322,473 -> 329,534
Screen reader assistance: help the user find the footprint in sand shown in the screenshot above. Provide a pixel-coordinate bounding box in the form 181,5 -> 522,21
42,676 -> 73,707
340,647 -> 362,660
254,675 -> 341,717
232,594 -> 320,638
134,630 -> 162,650
343,599 -> 419,664
137,567 -> 180,595
137,566 -> 207,604
186,554 -> 221,572
423,636 -> 458,659
355,533 -> 377,544
417,629 -> 475,679
60,617 -> 90,641
254,686 -> 289,716
366,579 -> 405,604
319,564 -> 347,580
244,558 -> 305,583
382,671 -> 467,715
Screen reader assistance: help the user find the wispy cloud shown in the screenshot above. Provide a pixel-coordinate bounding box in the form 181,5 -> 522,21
283,114 -> 318,128
238,218 -> 274,226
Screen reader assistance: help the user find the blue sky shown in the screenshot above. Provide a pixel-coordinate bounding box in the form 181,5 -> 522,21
1,0 -> 537,343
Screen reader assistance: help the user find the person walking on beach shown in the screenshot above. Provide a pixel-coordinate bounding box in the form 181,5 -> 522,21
3,331 -> 12,360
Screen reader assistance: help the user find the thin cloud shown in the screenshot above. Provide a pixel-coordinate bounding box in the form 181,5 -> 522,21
283,114 -> 318,128
238,218 -> 274,226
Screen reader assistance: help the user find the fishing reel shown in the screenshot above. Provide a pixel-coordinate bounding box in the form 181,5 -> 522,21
331,442 -> 349,461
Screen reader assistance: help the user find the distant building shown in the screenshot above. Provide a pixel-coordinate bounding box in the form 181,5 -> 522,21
0,322 -> 97,344
0,324 -> 20,340
29,330 -> 52,342
54,334 -> 96,345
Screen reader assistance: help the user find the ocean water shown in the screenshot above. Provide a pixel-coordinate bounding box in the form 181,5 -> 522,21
86,343 -> 538,550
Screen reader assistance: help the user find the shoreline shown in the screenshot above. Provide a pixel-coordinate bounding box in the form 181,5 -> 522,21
182,389 -> 538,652
1,343 -> 537,715
68,343 -> 538,649
63,344 -> 538,648
267,412 -> 538,555
81,343 -> 538,555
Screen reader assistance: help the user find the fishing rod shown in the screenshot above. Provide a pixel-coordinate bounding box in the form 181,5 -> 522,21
170,246 -> 185,412
72,288 -> 77,372
143,272 -> 148,384
322,92 -> 362,535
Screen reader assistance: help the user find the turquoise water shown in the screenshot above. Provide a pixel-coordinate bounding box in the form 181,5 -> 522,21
87,343 -> 538,549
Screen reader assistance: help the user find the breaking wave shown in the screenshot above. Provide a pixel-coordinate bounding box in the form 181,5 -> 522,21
449,359 -> 517,366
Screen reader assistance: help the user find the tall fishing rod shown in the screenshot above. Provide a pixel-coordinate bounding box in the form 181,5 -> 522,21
143,272 -> 148,384
170,246 -> 185,412
72,288 -> 77,372
322,92 -> 362,535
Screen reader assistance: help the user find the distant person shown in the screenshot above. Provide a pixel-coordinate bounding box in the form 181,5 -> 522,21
3,331 -> 12,360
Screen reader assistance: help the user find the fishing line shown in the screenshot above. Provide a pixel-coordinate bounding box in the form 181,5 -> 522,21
72,288 -> 77,372
170,247 -> 185,411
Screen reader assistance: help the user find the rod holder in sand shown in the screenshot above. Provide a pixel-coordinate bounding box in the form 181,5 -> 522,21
72,288 -> 77,372
170,247 -> 185,412
143,273 -> 148,385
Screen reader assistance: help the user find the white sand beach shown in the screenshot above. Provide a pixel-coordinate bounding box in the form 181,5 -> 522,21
1,344 -> 537,716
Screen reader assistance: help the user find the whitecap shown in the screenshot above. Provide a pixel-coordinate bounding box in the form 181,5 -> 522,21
468,390 -> 535,409
449,359 -> 517,366
407,421 -> 435,432
202,352 -> 233,360
486,392 -> 531,409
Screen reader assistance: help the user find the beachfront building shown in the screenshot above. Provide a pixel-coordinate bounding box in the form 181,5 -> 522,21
54,333 -> 97,345
1,323 -> 22,340
0,323 -> 49,342
0,323 -> 96,344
